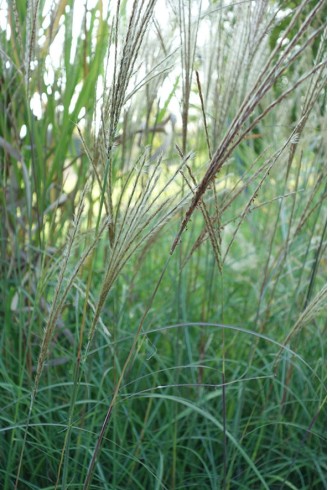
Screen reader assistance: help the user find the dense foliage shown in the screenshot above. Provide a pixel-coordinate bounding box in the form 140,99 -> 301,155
0,0 -> 326,488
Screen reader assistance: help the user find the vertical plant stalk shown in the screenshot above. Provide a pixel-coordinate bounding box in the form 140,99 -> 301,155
221,369 -> 227,490
279,395 -> 327,489
25,0 -> 40,91
14,187 -> 109,489
99,0 -> 157,244
81,151 -> 191,487
179,162 -> 222,272
195,70 -> 212,160
83,255 -> 172,490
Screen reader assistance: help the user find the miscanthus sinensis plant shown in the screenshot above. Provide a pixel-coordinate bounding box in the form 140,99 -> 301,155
0,0 -> 326,489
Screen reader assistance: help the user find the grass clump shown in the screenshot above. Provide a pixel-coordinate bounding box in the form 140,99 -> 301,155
0,0 -> 326,489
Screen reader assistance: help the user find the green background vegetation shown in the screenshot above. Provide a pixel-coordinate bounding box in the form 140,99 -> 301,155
0,0 -> 326,488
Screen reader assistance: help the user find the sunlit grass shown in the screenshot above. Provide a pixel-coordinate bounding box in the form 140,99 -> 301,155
0,0 -> 326,489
